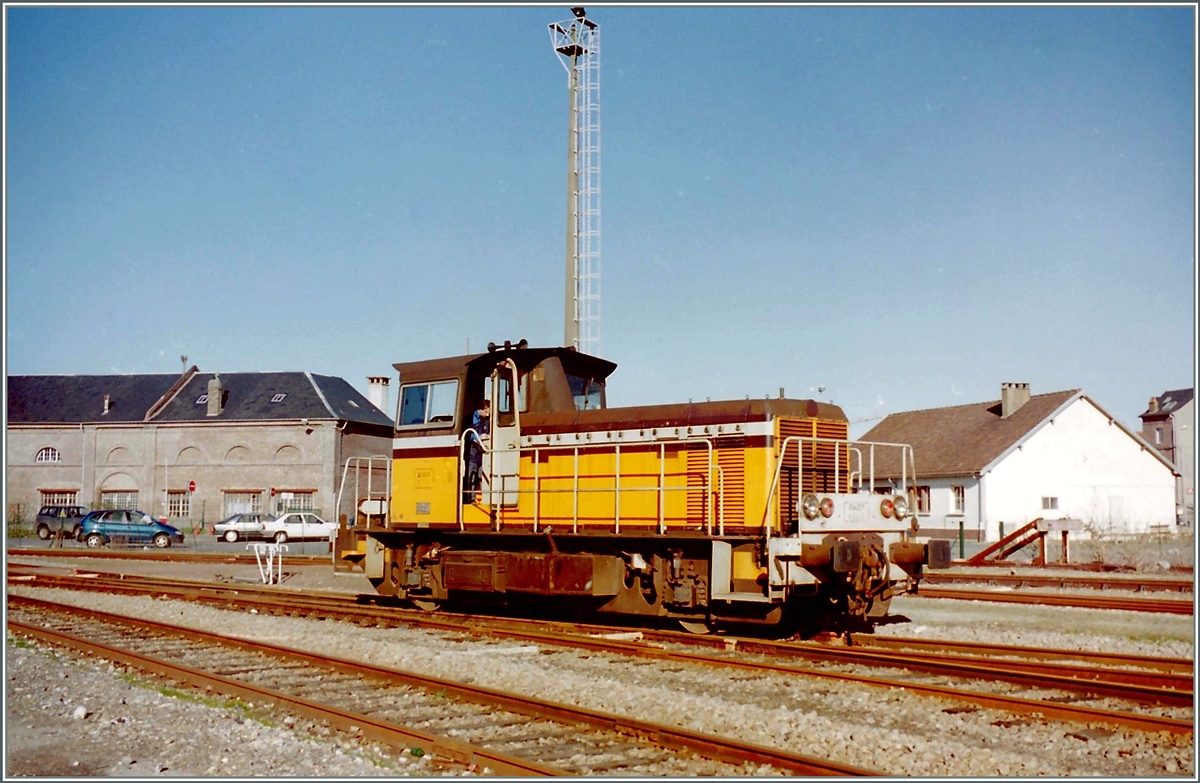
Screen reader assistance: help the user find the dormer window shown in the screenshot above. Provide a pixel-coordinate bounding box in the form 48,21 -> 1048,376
270,393 -> 287,403
196,394 -> 209,404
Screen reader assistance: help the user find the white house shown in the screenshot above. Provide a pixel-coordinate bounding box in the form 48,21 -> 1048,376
860,383 -> 1178,542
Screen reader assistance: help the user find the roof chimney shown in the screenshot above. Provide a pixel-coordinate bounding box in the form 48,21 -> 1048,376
102,394 -> 111,415
207,374 -> 223,417
367,376 -> 390,413
1000,382 -> 1030,419
1148,396 -> 1159,414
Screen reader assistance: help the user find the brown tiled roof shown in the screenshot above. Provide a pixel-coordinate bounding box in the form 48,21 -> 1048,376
859,390 -> 1081,479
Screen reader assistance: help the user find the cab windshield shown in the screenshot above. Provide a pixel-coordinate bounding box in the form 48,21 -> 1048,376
567,375 -> 604,411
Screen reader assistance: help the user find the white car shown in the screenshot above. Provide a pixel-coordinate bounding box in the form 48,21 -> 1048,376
260,512 -> 336,543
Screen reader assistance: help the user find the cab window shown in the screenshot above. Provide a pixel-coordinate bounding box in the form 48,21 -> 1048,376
398,380 -> 459,427
567,375 -> 604,410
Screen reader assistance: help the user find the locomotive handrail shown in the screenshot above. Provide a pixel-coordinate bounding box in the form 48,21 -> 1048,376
760,436 -> 919,536
459,429 -> 721,535
334,454 -> 391,533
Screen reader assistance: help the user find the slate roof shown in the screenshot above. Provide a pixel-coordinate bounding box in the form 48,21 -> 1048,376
7,371 -> 393,430
1140,388 -> 1193,419
859,390 -> 1081,479
6,374 -> 181,424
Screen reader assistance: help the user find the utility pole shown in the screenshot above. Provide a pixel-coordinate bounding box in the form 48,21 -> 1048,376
550,7 -> 601,355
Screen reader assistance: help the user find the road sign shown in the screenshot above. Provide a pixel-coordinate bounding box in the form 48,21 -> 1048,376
188,480 -> 196,493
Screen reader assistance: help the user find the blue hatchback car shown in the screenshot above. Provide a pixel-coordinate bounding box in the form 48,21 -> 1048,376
77,509 -> 186,549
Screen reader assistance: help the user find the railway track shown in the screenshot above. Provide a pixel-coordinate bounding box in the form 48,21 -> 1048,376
916,586 -> 1194,615
7,546 -> 328,567
7,595 -> 870,777
9,566 -> 1191,736
924,571 -> 1194,593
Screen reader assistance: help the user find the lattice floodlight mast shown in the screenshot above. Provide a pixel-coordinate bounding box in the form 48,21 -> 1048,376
549,7 -> 601,356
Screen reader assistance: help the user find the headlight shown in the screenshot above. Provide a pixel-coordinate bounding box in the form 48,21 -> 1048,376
880,498 -> 894,518
801,494 -> 820,520
819,497 -> 835,518
892,495 -> 909,520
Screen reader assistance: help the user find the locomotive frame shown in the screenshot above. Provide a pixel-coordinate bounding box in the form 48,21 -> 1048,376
335,342 -> 950,633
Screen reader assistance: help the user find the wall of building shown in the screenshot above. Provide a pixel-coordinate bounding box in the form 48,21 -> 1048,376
982,398 -> 1175,539
1173,399 -> 1194,526
912,478 -> 982,541
7,421 -> 391,528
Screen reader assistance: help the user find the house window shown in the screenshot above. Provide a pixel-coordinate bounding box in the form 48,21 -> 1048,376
224,491 -> 263,515
915,486 -> 931,514
274,490 -> 315,514
271,393 -> 287,403
398,380 -> 459,427
1155,427 -> 1163,445
40,490 -> 78,506
1042,496 -> 1059,511
36,447 -> 61,463
100,491 -> 139,510
196,394 -> 209,404
951,485 -> 965,514
167,491 -> 191,517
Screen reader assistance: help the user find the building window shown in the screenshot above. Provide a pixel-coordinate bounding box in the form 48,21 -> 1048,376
1155,427 -> 1163,445
951,485 -> 965,514
1042,496 -> 1059,511
196,394 -> 209,404
167,491 -> 191,518
36,447 -> 61,463
101,491 -> 139,510
274,490 -> 315,514
224,491 -> 263,516
915,486 -> 931,514
40,490 -> 78,506
270,393 -> 287,403
398,380 -> 459,427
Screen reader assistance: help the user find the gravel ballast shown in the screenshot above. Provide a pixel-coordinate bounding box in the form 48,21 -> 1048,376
6,580 -> 1193,778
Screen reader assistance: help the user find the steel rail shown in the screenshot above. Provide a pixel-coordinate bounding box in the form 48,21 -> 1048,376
8,547 -> 328,567
10,570 -> 1193,712
819,633 -> 1195,674
916,587 -> 1195,615
8,595 -> 875,777
922,572 -> 1194,593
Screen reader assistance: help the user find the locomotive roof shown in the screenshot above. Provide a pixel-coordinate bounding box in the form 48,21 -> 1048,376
392,345 -> 617,385
523,398 -> 847,433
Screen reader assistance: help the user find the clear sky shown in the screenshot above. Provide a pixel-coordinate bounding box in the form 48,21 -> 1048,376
5,5 -> 1195,436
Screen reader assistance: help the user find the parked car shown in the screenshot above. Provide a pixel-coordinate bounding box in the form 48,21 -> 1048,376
213,513 -> 276,543
259,512 -> 336,543
35,505 -> 88,541
77,509 -> 186,549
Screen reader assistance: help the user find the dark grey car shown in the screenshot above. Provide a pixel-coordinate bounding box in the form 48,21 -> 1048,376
35,505 -> 88,541
213,512 -> 276,543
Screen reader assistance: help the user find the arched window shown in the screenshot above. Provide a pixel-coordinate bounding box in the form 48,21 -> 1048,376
36,447 -> 60,463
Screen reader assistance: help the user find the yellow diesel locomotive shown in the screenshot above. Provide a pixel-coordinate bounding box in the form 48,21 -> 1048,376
336,342 -> 950,633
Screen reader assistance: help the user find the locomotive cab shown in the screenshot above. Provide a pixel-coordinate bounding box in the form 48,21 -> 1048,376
339,342 -> 950,635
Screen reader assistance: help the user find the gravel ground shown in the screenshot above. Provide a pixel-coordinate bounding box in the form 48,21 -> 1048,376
6,575 -> 1194,778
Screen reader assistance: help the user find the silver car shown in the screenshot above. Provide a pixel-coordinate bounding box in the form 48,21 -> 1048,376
213,513 -> 276,543
260,512 -> 336,543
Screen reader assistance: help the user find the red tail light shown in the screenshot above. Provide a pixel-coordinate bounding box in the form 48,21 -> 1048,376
880,498 -> 894,518
819,497 -> 834,518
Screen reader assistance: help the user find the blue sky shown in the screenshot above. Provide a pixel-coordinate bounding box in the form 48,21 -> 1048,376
5,6 -> 1195,435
